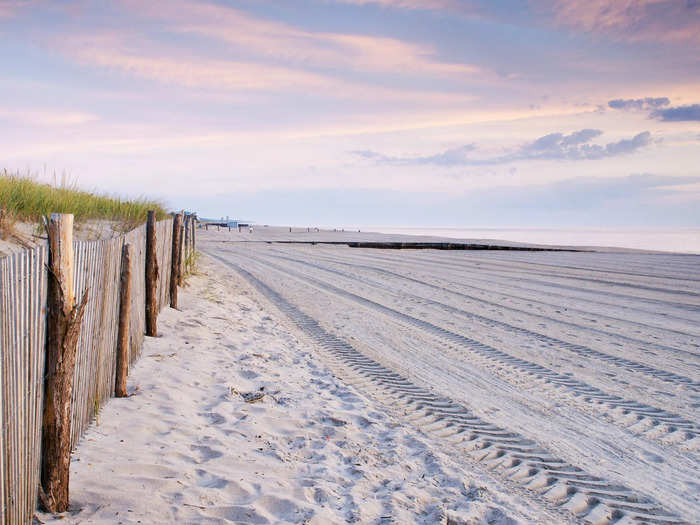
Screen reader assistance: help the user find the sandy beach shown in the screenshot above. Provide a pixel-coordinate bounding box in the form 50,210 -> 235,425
37,228 -> 699,524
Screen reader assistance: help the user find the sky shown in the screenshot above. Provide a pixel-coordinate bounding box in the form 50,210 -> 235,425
1,0 -> 699,227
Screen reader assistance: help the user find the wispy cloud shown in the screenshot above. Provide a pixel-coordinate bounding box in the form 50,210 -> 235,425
0,0 -> 30,18
0,107 -> 98,126
65,36 -> 336,91
608,97 -> 670,110
329,0 -> 460,10
354,143 -> 478,166
59,32 -> 485,110
121,0 -> 480,77
549,0 -> 700,43
353,129 -> 654,166
607,97 -> 700,122
651,104 -> 700,122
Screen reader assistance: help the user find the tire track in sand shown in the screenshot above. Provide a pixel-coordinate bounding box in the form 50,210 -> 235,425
219,258 -> 687,525
224,250 -> 699,444
261,249 -> 700,389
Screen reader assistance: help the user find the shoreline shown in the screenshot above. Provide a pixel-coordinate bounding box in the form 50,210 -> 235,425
200,225 -> 695,255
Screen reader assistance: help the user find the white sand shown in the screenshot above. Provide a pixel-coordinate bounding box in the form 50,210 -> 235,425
37,255 -> 543,524
197,230 -> 698,523
36,228 -> 699,524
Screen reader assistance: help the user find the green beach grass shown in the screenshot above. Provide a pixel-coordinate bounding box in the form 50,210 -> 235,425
0,171 -> 167,235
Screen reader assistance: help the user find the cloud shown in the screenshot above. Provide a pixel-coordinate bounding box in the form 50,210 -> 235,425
120,0 -> 480,77
651,104 -> 700,122
548,0 -> 700,43
329,0 -> 460,10
0,108 -> 98,126
354,129 -> 653,166
0,0 -> 30,18
608,97 -> 670,110
519,130 -> 651,160
600,132 -> 653,156
59,33 -> 485,109
65,38 -> 336,91
354,143 -> 477,166
608,98 -> 700,122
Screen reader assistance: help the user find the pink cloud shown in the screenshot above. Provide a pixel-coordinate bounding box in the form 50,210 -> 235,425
330,0 -> 460,9
549,0 -> 700,43
121,0 -> 480,77
65,36 -> 336,91
0,0 -> 32,18
58,32 -> 480,107
0,107 -> 97,126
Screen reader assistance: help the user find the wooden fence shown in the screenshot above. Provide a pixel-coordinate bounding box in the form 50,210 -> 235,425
0,213 -> 196,524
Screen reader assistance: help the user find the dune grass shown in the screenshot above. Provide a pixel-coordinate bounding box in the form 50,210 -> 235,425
0,171 -> 167,236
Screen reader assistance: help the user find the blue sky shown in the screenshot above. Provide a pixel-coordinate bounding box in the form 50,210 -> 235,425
1,0 -> 699,226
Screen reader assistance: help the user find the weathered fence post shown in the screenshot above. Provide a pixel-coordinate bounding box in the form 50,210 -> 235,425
115,243 -> 132,397
192,215 -> 196,252
183,214 -> 190,270
170,213 -> 182,309
41,213 -> 87,513
177,216 -> 185,286
145,210 -> 158,336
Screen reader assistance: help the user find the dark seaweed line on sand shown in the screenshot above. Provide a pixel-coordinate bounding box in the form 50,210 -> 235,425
214,239 -> 584,251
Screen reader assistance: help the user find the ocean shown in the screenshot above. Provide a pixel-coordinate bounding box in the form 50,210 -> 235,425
359,227 -> 700,254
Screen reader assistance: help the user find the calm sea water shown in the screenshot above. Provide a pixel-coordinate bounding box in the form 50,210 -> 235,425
361,227 -> 700,254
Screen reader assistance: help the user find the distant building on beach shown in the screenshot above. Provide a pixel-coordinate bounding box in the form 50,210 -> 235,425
199,216 -> 252,228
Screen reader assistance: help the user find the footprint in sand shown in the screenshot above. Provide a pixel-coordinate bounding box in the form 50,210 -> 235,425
239,368 -> 260,379
119,463 -> 178,478
201,411 -> 227,425
313,487 -> 327,504
258,495 -> 311,522
351,415 -> 374,428
640,450 -> 665,463
190,444 -> 224,463
320,415 -> 348,427
205,505 -> 269,524
194,470 -> 230,489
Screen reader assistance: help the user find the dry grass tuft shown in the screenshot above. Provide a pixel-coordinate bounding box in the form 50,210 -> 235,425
0,170 -> 168,231
0,207 -> 15,240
